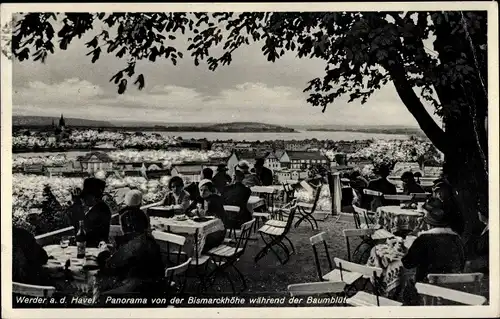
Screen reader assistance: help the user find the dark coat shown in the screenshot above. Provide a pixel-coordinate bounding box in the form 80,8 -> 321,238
200,194 -> 227,252
12,227 -> 49,285
442,197 -> 465,235
69,201 -> 111,247
258,167 -> 274,186
402,227 -> 465,282
99,232 -> 165,295
403,182 -> 425,195
222,182 -> 252,228
212,172 -> 232,194
242,173 -> 261,188
365,178 -> 397,208
185,182 -> 202,212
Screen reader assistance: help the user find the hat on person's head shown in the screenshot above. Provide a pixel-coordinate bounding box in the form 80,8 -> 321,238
422,198 -> 449,227
124,190 -> 143,207
81,177 -> 106,198
432,178 -> 452,192
236,160 -> 250,172
217,164 -> 228,172
198,179 -> 213,190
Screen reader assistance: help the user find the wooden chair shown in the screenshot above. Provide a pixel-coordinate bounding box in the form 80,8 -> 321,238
35,226 -> 75,246
363,189 -> 383,197
13,282 -> 55,299
152,230 -> 187,267
203,219 -> 256,294
223,205 -> 241,243
282,182 -> 296,204
255,205 -> 297,265
287,281 -> 346,297
165,257 -> 192,294
427,273 -> 484,295
295,184 -> 322,230
342,228 -> 376,262
264,199 -> 297,228
415,282 -> 487,305
352,205 -> 377,229
251,186 -> 278,226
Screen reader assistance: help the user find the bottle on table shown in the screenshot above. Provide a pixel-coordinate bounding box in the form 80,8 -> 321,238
76,220 -> 87,259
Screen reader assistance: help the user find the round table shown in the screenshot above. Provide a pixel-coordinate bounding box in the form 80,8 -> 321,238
43,245 -> 101,303
376,206 -> 425,234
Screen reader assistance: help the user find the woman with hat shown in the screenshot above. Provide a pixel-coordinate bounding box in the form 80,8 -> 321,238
97,198 -> 164,298
117,190 -> 150,231
68,177 -> 112,247
212,164 -> 232,194
402,198 -> 465,282
401,171 -> 425,195
236,160 -> 261,188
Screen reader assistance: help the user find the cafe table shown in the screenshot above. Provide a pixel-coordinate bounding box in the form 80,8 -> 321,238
43,245 -> 101,304
376,205 -> 425,234
150,215 -> 225,261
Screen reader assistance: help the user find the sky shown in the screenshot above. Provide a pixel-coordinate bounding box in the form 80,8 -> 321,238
12,13 -> 442,127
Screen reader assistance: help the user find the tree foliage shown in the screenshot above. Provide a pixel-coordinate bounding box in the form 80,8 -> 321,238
5,11 -> 489,220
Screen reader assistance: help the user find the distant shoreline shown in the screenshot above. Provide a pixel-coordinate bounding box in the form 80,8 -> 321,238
307,128 -> 425,136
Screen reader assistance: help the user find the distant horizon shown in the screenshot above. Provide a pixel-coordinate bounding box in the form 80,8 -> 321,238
12,114 -> 423,129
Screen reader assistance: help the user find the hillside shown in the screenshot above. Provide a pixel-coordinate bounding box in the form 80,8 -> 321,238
13,116 -> 114,127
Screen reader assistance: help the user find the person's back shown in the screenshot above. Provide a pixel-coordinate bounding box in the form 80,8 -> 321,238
12,227 -> 49,285
84,201 -> 112,247
242,173 -> 261,188
365,177 -> 397,208
259,167 -> 274,186
212,171 -> 231,194
402,230 -> 465,281
222,182 -> 252,227
404,181 -> 425,194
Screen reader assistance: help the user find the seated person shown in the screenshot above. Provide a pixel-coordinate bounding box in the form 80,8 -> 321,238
402,198 -> 465,282
254,158 -> 273,186
98,208 -> 165,297
366,164 -> 397,209
196,179 -> 227,253
117,190 -> 150,234
401,171 -> 425,195
221,170 -> 252,229
185,168 -> 213,212
68,178 -> 112,247
12,226 -> 49,285
212,164 -> 232,194
161,176 -> 191,215
236,161 -> 261,188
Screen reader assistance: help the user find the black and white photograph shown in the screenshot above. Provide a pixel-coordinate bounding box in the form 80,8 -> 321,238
1,2 -> 498,318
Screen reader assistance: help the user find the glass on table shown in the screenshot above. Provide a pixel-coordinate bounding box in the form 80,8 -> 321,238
60,236 -> 71,255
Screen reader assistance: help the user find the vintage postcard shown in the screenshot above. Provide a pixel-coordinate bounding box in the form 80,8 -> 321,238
1,2 -> 498,318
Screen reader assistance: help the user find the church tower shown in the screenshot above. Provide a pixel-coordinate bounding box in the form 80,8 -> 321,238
59,114 -> 66,129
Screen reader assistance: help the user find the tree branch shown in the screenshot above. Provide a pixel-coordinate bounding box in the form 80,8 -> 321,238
387,61 -> 448,153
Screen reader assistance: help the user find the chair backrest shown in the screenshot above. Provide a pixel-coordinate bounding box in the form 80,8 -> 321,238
383,194 -> 414,202
363,189 -> 383,196
13,282 -> 55,298
223,205 -> 241,213
234,218 -> 256,251
152,230 -> 186,264
309,231 -> 333,281
415,282 -> 487,305
251,186 -> 276,195
351,204 -> 373,228
427,273 -> 484,294
283,204 -> 298,233
342,228 -> 376,261
35,226 -> 75,246
333,257 -> 383,278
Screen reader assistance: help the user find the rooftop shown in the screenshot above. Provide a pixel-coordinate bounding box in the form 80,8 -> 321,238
283,151 -> 329,161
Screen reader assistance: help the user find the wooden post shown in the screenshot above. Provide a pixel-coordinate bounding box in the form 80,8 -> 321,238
327,172 -> 342,215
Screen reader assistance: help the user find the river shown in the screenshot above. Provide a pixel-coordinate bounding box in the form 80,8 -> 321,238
154,130 -> 410,142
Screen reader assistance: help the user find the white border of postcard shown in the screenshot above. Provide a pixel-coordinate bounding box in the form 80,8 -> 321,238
1,2 -> 499,318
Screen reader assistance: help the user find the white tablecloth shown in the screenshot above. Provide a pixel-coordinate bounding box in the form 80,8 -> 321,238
247,196 -> 265,212
150,216 -> 225,258
376,206 -> 424,234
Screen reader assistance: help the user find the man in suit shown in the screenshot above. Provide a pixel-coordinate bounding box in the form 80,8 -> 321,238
254,158 -> 273,186
212,164 -> 232,194
221,170 -> 252,228
365,164 -> 397,209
